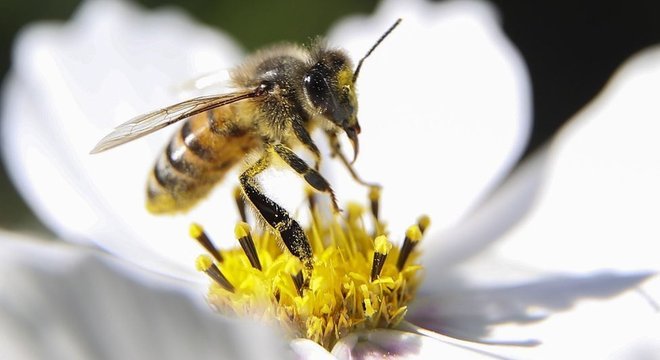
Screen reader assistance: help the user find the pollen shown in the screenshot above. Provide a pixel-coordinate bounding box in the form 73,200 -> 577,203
190,189 -> 428,349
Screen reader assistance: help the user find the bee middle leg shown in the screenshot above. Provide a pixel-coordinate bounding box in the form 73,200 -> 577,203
272,144 -> 340,212
239,154 -> 313,269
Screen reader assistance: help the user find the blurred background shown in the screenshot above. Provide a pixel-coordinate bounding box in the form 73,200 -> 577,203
1,0 -> 659,232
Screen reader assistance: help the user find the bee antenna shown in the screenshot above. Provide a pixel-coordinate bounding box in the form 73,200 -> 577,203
352,18 -> 402,84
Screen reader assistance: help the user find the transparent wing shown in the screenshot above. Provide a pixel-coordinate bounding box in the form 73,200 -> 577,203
174,69 -> 232,93
90,89 -> 259,154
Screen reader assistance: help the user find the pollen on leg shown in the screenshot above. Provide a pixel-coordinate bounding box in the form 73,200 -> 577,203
189,191 -> 428,350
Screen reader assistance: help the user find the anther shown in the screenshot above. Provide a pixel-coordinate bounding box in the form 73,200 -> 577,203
196,255 -> 234,292
396,225 -> 423,270
360,284 -> 376,317
292,270 -> 305,296
346,202 -> 363,222
306,186 -> 317,212
368,186 -> 381,221
233,186 -> 247,222
189,223 -> 223,263
371,235 -> 391,281
417,215 -> 431,235
235,222 -> 262,271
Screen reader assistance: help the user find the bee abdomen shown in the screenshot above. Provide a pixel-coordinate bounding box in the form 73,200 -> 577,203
146,146 -> 223,214
146,112 -> 257,214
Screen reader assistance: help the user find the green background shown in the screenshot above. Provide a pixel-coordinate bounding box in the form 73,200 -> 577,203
0,0 -> 378,234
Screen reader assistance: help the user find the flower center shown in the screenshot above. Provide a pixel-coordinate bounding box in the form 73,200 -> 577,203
190,187 -> 429,349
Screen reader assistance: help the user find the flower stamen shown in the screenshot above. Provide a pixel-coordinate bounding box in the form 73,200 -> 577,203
291,270 -> 305,296
370,235 -> 391,281
233,186 -> 248,222
396,225 -> 423,271
195,255 -> 234,292
369,186 -> 381,221
235,222 -> 262,270
418,215 -> 431,235
189,223 -> 223,263
190,190 -> 429,349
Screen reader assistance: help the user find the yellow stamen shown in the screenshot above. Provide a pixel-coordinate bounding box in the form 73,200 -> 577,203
406,225 -> 422,242
368,186 -> 381,202
190,223 -> 223,263
196,255 -> 234,292
235,222 -> 261,271
195,254 -> 213,272
374,235 -> 392,254
397,225 -> 423,271
234,221 -> 250,239
233,186 -> 247,222
418,215 -> 431,234
369,186 -> 381,218
192,194 -> 428,349
371,235 -> 392,281
189,222 -> 204,239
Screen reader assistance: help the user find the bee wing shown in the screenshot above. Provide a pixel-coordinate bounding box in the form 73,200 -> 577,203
175,69 -> 232,93
90,89 -> 260,154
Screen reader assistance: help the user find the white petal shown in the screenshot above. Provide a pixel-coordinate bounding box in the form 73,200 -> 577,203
327,0 -> 531,238
403,45 -> 660,359
0,230 -> 288,360
491,46 -> 660,275
331,328 -> 502,359
408,293 -> 660,360
488,283 -> 660,359
1,0 -> 244,277
290,339 -> 336,360
420,144 -> 548,279
408,271 -> 653,346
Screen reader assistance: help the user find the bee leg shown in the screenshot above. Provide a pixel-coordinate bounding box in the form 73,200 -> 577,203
326,131 -> 380,188
291,120 -> 321,170
240,154 -> 313,270
272,144 -> 340,213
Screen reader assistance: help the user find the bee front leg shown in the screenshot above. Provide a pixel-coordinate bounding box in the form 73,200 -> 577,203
326,131 -> 380,188
272,144 -> 340,213
291,120 -> 321,170
240,154 -> 313,270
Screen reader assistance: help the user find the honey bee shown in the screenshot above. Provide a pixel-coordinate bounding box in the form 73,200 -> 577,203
91,20 -> 401,269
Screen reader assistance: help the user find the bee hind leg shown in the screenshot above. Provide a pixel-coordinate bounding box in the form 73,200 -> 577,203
239,154 -> 313,270
272,144 -> 340,213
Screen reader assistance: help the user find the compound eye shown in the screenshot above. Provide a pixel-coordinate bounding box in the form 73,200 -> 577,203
303,64 -> 335,113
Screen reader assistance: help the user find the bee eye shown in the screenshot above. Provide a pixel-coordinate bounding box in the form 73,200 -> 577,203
303,64 -> 335,112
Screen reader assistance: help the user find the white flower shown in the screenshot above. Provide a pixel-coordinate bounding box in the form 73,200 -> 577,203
1,0 -> 658,358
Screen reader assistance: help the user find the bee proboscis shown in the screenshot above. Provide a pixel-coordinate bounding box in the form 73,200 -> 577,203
91,19 -> 401,269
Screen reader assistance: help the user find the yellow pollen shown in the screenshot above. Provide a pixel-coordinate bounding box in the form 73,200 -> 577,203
195,254 -> 213,272
346,202 -> 364,220
234,221 -> 250,239
192,195 -> 428,349
374,235 -> 391,255
360,284 -> 376,318
406,225 -> 423,243
368,186 -> 381,201
189,222 -> 204,239
418,215 -> 431,234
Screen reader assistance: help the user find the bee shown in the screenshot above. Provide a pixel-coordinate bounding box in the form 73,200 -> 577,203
91,20 -> 401,269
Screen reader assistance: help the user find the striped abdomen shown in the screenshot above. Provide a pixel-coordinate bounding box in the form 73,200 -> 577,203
146,107 -> 259,214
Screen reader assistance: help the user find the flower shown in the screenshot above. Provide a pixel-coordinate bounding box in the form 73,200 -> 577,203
2,0 -> 658,358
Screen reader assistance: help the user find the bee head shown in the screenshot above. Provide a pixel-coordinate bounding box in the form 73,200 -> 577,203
303,49 -> 360,160
304,20 -> 400,162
